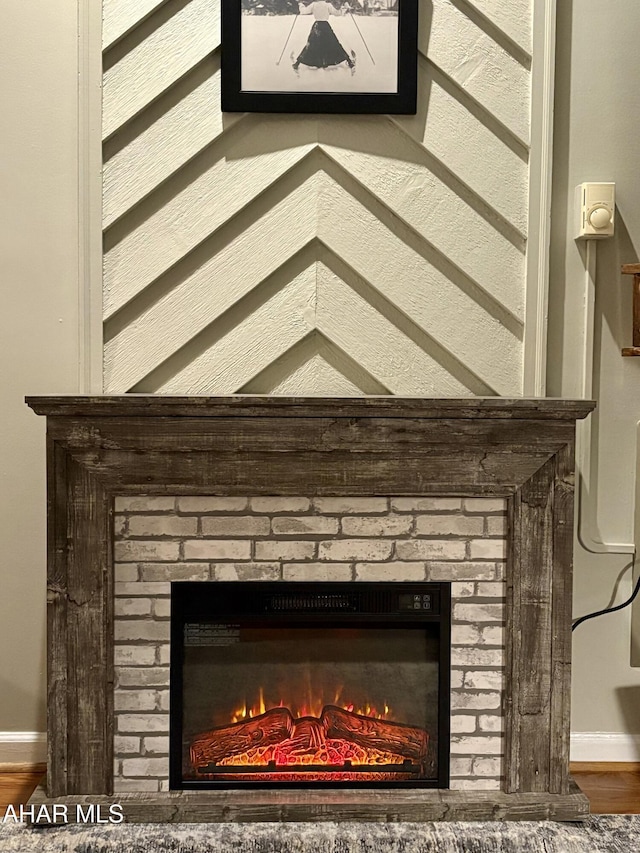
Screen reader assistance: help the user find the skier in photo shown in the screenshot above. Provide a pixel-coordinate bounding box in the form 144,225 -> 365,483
291,0 -> 356,74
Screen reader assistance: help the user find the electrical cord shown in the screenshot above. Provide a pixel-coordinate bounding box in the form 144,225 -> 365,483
572,555 -> 640,631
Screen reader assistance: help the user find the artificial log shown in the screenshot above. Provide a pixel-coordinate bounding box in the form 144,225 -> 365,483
321,705 -> 428,763
190,707 -> 293,768
191,705 -> 428,768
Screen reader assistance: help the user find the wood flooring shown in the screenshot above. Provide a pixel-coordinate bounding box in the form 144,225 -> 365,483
0,765 -> 638,815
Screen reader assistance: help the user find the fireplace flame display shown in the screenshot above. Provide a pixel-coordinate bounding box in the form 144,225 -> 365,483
190,703 -> 429,781
230,686 -> 391,724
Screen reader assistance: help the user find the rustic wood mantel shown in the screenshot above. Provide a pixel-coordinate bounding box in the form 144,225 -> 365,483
26,396 -> 595,822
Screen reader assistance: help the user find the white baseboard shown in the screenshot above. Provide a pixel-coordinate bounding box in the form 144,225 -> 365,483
0,732 -> 46,764
570,732 -> 640,762
1,731 -> 639,767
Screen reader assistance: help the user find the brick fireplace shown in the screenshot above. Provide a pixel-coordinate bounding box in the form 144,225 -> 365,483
112,495 -> 506,793
26,396 -> 593,821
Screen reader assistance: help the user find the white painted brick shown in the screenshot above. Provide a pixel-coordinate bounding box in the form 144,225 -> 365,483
114,690 -> 157,712
450,692 -> 501,710
183,540 -> 251,560
117,714 -> 170,733
463,499 -> 506,514
427,562 -> 496,581
355,562 -> 425,581
450,671 -> 464,689
451,648 -> 504,667
139,564 -> 208,582
478,715 -> 504,733
396,540 -> 466,560
475,582 -> 506,598
116,582 -> 171,596
319,540 -> 393,562
313,498 -> 388,514
415,515 -> 484,536
272,517 -> 339,536
178,497 -> 248,513
283,563 -> 352,581
117,667 -> 170,687
114,646 -> 156,667
494,562 -> 506,580
122,757 -> 169,777
487,516 -> 507,536
453,603 -> 503,623
153,599 -> 171,619
157,645 -> 171,666
202,516 -> 271,536
115,497 -> 175,513
115,598 -> 152,617
113,779 -> 160,793
473,757 -> 503,776
450,625 -> 481,646
481,626 -> 505,645
449,779 -> 501,791
469,539 -> 507,560
114,736 -> 140,755
451,582 -> 474,598
212,562 -> 281,580
341,516 -> 412,537
255,541 -> 316,561
128,516 -> 198,537
450,715 -> 477,733
159,780 -> 170,791
157,691 -> 170,712
391,498 -> 462,512
449,758 -> 473,776
114,541 -> 180,562
450,736 -> 502,755
464,671 -> 504,691
114,515 -> 128,537
115,563 -> 138,584
251,497 -> 310,513
143,736 -> 170,755
115,621 -> 170,642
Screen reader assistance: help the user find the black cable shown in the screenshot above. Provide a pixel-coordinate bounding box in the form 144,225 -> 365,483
572,555 -> 640,631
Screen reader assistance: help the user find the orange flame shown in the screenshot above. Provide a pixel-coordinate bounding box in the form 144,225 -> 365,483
230,688 -> 391,725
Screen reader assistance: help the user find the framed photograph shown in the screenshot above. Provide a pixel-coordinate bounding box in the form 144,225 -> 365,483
221,0 -> 418,114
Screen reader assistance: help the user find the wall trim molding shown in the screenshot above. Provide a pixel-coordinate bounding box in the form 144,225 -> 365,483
3,732 -> 640,767
77,0 -> 104,393
0,732 -> 47,764
523,0 -> 558,395
570,732 -> 640,762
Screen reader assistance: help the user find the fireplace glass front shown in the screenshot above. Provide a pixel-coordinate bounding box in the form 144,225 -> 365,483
170,582 -> 450,789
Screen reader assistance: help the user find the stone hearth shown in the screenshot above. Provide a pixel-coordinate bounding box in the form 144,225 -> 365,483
26,396 -> 594,822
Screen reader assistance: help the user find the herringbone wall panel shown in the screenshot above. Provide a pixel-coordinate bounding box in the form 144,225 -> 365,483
102,0 -> 531,396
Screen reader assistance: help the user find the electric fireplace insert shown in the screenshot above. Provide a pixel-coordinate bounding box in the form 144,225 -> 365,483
170,582 -> 451,789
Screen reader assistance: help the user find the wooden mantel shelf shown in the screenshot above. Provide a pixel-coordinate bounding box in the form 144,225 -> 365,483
26,395 -> 595,421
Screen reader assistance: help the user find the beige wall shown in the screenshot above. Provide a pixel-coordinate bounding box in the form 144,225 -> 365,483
548,0 -> 640,736
2,0 -> 640,748
0,0 -> 80,731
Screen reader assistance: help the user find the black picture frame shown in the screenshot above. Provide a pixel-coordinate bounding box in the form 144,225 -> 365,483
221,0 -> 418,114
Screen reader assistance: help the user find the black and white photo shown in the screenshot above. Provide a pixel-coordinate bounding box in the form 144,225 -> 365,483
221,0 -> 418,113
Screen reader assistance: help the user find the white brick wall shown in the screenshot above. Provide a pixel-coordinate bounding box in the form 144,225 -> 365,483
113,496 -> 506,793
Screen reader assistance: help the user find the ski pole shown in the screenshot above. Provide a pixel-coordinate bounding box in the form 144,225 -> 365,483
276,12 -> 299,65
349,12 -> 375,65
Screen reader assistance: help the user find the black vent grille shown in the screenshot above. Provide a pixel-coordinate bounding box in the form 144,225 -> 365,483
173,582 -> 444,618
265,594 -> 357,612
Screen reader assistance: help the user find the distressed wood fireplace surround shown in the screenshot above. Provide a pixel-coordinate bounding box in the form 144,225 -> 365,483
26,396 -> 594,822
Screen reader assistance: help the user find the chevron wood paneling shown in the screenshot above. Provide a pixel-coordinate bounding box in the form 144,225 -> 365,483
103,0 -> 534,397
